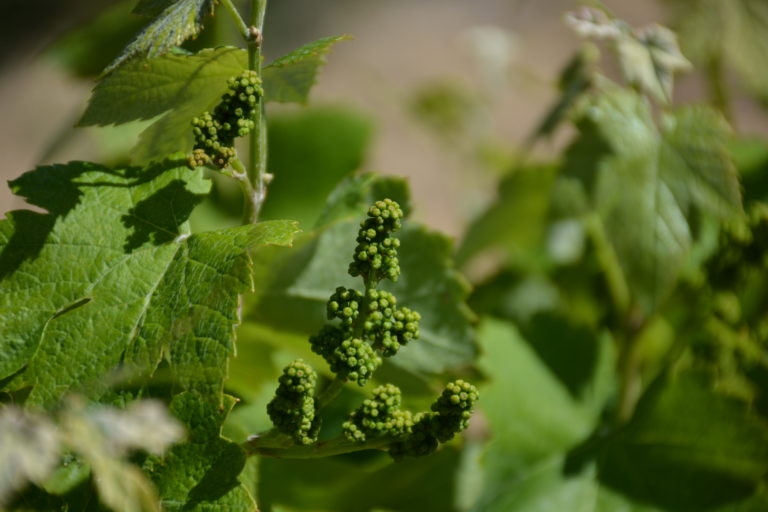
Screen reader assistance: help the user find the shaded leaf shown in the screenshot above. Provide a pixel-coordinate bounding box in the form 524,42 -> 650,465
63,399 -> 183,512
667,0 -> 768,102
148,392 -> 257,511
79,46 -> 246,163
471,317 -> 617,511
531,44 -> 598,141
0,159 -> 298,405
457,164 -> 556,267
563,87 -> 741,311
80,46 -> 245,127
106,0 -> 216,73
258,447 -> 460,512
599,372 -> 768,511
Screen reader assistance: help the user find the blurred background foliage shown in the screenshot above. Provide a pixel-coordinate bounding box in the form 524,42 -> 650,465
2,0 -> 768,511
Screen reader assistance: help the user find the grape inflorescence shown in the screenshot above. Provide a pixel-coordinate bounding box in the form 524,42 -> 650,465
188,70 -> 262,169
265,200 -> 477,456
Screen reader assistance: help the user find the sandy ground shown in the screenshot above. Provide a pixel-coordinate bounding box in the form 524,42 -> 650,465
0,0 -> 766,237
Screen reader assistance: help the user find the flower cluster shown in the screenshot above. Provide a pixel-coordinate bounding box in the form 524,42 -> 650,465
343,384 -> 413,442
265,200 -> 477,458
348,199 -> 404,282
388,380 -> 479,459
266,360 -> 321,445
188,70 -> 262,169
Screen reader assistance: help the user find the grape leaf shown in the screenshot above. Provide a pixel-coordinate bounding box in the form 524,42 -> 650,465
80,35 -> 348,163
598,372 -> 768,510
530,44 -> 598,141
262,35 -> 351,104
457,163 -> 557,267
258,447 -> 460,512
563,87 -> 741,312
105,0 -> 216,73
246,174 -> 476,377
79,46 -> 246,163
469,456 -> 662,512
148,392 -> 257,511
566,8 -> 691,103
470,318 -> 626,512
667,0 -> 768,102
0,159 -> 299,406
615,24 -> 691,104
80,46 -> 245,127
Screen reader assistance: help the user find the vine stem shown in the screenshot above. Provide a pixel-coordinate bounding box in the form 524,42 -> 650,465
315,377 -> 346,411
247,0 -> 268,223
243,434 -> 393,459
230,158 -> 255,224
221,0 -> 268,224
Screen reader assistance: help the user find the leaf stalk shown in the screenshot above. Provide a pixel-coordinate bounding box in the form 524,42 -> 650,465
243,434 -> 393,459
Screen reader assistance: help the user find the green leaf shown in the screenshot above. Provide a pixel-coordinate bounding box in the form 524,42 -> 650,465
247,175 -> 476,377
565,8 -> 691,102
147,392 -> 257,511
563,87 -> 741,311
263,35 -> 351,104
668,0 -> 768,102
469,456 -> 661,512
615,24 -> 691,103
457,163 -> 556,267
106,0 -> 216,73
257,447 -> 460,512
79,46 -> 246,163
80,36 -> 348,163
598,372 -> 768,510
471,317 -> 621,511
81,46 -> 245,126
476,318 -> 596,466
260,106 -> 373,229
531,44 -> 598,141
0,159 -> 299,406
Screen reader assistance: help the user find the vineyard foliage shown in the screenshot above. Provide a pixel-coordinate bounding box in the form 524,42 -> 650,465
1,1 -> 768,511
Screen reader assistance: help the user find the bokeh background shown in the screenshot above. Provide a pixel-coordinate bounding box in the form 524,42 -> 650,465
3,2 -> 768,511
2,0 -> 766,236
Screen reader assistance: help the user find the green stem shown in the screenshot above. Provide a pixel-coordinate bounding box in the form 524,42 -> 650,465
230,158 -> 256,224
614,329 -> 643,423
247,0 -> 268,223
220,0 -> 249,40
584,213 -> 630,314
243,434 -> 393,459
315,377 -> 346,411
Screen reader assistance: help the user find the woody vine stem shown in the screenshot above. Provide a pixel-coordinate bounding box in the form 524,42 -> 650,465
221,0 -> 269,224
